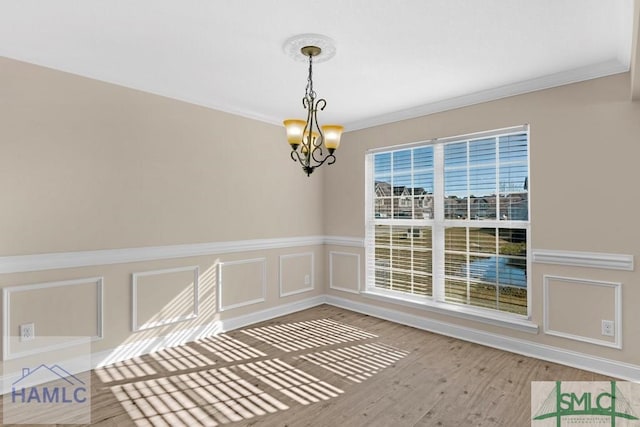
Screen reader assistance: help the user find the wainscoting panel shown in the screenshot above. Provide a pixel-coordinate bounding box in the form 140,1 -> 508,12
132,266 -> 199,332
279,252 -> 314,297
2,277 -> 104,360
218,258 -> 267,311
329,251 -> 361,294
543,275 -> 622,349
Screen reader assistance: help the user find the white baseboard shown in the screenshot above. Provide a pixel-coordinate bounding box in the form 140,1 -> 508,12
324,295 -> 640,382
219,295 -> 326,331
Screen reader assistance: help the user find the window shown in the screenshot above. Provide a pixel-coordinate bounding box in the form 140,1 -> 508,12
366,126 -> 529,317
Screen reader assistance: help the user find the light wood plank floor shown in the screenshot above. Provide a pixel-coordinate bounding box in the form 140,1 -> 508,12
2,305 -> 612,426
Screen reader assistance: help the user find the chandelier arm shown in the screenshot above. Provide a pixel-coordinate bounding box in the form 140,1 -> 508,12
309,101 -> 325,164
290,149 -> 303,163
325,153 -> 337,166
302,98 -> 316,167
311,152 -> 336,169
304,100 -> 317,168
311,142 -> 325,163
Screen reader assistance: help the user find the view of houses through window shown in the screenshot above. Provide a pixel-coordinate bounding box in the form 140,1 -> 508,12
367,127 -> 529,316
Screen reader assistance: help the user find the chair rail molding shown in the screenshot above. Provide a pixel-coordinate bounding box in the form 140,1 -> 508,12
532,249 -> 634,271
0,236 -> 327,274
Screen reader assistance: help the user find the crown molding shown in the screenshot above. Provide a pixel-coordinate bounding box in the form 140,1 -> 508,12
344,59 -> 630,131
4,56 -> 629,132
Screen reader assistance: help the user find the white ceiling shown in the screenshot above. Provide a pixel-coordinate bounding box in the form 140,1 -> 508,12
0,0 -> 635,130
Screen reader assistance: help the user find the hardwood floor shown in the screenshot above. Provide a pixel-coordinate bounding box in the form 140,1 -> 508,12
2,305 -> 611,426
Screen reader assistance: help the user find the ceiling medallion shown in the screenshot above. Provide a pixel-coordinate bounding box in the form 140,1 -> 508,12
283,33 -> 336,63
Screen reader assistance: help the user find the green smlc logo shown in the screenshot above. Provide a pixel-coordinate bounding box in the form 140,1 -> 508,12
533,381 -> 639,426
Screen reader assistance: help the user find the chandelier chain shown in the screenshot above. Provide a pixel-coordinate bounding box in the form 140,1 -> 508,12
305,54 -> 316,101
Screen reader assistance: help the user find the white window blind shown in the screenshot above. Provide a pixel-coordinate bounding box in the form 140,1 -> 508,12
366,126 -> 530,316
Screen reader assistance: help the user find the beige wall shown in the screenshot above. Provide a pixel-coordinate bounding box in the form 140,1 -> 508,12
0,57 -> 324,256
324,73 -> 640,365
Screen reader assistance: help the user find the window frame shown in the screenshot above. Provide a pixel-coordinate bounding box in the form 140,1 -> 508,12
365,125 -> 533,329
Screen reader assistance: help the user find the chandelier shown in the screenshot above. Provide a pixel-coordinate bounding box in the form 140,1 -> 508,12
283,37 -> 343,176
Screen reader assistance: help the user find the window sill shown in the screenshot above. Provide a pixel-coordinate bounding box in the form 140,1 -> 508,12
360,289 -> 539,334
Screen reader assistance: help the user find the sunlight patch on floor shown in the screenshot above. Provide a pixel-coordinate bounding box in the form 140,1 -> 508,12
193,334 -> 267,362
300,342 -> 409,383
111,367 -> 289,427
238,359 -> 344,405
241,318 -> 377,352
95,356 -> 157,383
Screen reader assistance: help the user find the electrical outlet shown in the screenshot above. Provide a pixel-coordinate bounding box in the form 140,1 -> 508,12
19,323 -> 35,342
304,274 -> 311,285
601,320 -> 615,337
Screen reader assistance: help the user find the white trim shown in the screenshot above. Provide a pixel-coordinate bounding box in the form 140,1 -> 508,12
218,258 -> 267,312
220,295 -> 326,332
361,289 -> 538,334
432,143 -> 446,302
0,236 -> 326,274
329,251 -> 361,294
346,60 -> 628,131
8,237 -> 632,274
131,266 -> 199,332
3,277 -> 104,360
367,124 -> 529,154
279,252 -> 315,297
324,295 -> 640,382
533,249 -> 634,271
0,235 -> 363,276
324,236 -> 365,248
543,275 -> 623,350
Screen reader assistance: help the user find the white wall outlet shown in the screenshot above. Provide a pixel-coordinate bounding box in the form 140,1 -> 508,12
601,320 -> 615,337
19,323 -> 35,342
304,274 -> 311,285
